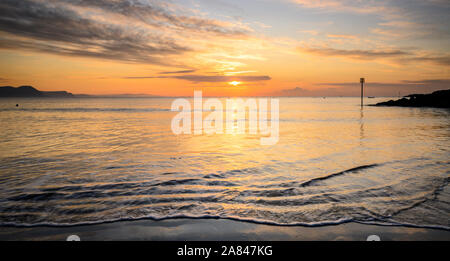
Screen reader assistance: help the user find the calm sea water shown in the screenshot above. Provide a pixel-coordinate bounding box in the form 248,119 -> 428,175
0,97 -> 449,229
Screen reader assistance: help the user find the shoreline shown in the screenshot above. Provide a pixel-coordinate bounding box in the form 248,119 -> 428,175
0,218 -> 449,241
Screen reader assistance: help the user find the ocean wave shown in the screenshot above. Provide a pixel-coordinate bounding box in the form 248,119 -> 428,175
1,163 -> 448,231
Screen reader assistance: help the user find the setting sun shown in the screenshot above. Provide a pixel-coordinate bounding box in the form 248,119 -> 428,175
229,81 -> 242,86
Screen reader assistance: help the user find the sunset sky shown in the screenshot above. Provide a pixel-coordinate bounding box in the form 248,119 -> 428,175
0,0 -> 449,96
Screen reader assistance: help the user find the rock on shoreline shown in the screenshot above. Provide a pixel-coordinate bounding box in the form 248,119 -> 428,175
373,89 -> 450,108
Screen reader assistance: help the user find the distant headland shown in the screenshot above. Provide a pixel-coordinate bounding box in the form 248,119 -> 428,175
0,86 -> 74,97
0,86 -> 159,98
373,89 -> 450,108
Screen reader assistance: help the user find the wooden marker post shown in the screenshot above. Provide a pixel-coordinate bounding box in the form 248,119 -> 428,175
360,78 -> 365,107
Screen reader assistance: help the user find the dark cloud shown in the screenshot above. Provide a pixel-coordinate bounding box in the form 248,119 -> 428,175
124,74 -> 271,83
298,46 -> 450,66
61,0 -> 250,36
399,79 -> 450,88
159,70 -> 196,75
0,0 -> 250,65
171,75 -> 271,83
400,55 -> 450,66
0,0 -> 190,65
0,36 -> 181,66
299,46 -> 410,60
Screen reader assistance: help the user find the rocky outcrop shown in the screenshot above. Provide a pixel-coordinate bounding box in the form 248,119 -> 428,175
373,89 -> 450,108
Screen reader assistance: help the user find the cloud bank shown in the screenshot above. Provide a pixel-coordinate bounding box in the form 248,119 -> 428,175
298,46 -> 450,66
124,74 -> 271,83
0,0 -> 251,65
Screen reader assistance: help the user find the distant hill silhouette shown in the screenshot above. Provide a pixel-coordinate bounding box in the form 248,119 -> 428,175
374,89 -> 450,108
0,86 -> 73,97
0,86 -> 162,98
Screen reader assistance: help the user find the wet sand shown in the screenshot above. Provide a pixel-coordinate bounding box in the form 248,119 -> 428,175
0,218 -> 449,241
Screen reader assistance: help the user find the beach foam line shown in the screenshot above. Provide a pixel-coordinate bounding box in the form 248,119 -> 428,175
1,214 -> 449,231
354,219 -> 450,231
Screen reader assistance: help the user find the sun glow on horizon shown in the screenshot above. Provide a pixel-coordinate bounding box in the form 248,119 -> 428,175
229,81 -> 242,86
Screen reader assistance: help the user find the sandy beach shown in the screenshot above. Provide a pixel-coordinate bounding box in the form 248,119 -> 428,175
0,218 -> 449,241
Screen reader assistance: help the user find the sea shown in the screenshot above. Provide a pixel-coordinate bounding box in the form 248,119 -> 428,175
0,97 -> 448,229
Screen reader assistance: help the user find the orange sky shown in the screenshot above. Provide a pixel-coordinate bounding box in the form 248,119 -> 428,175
0,0 -> 449,96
